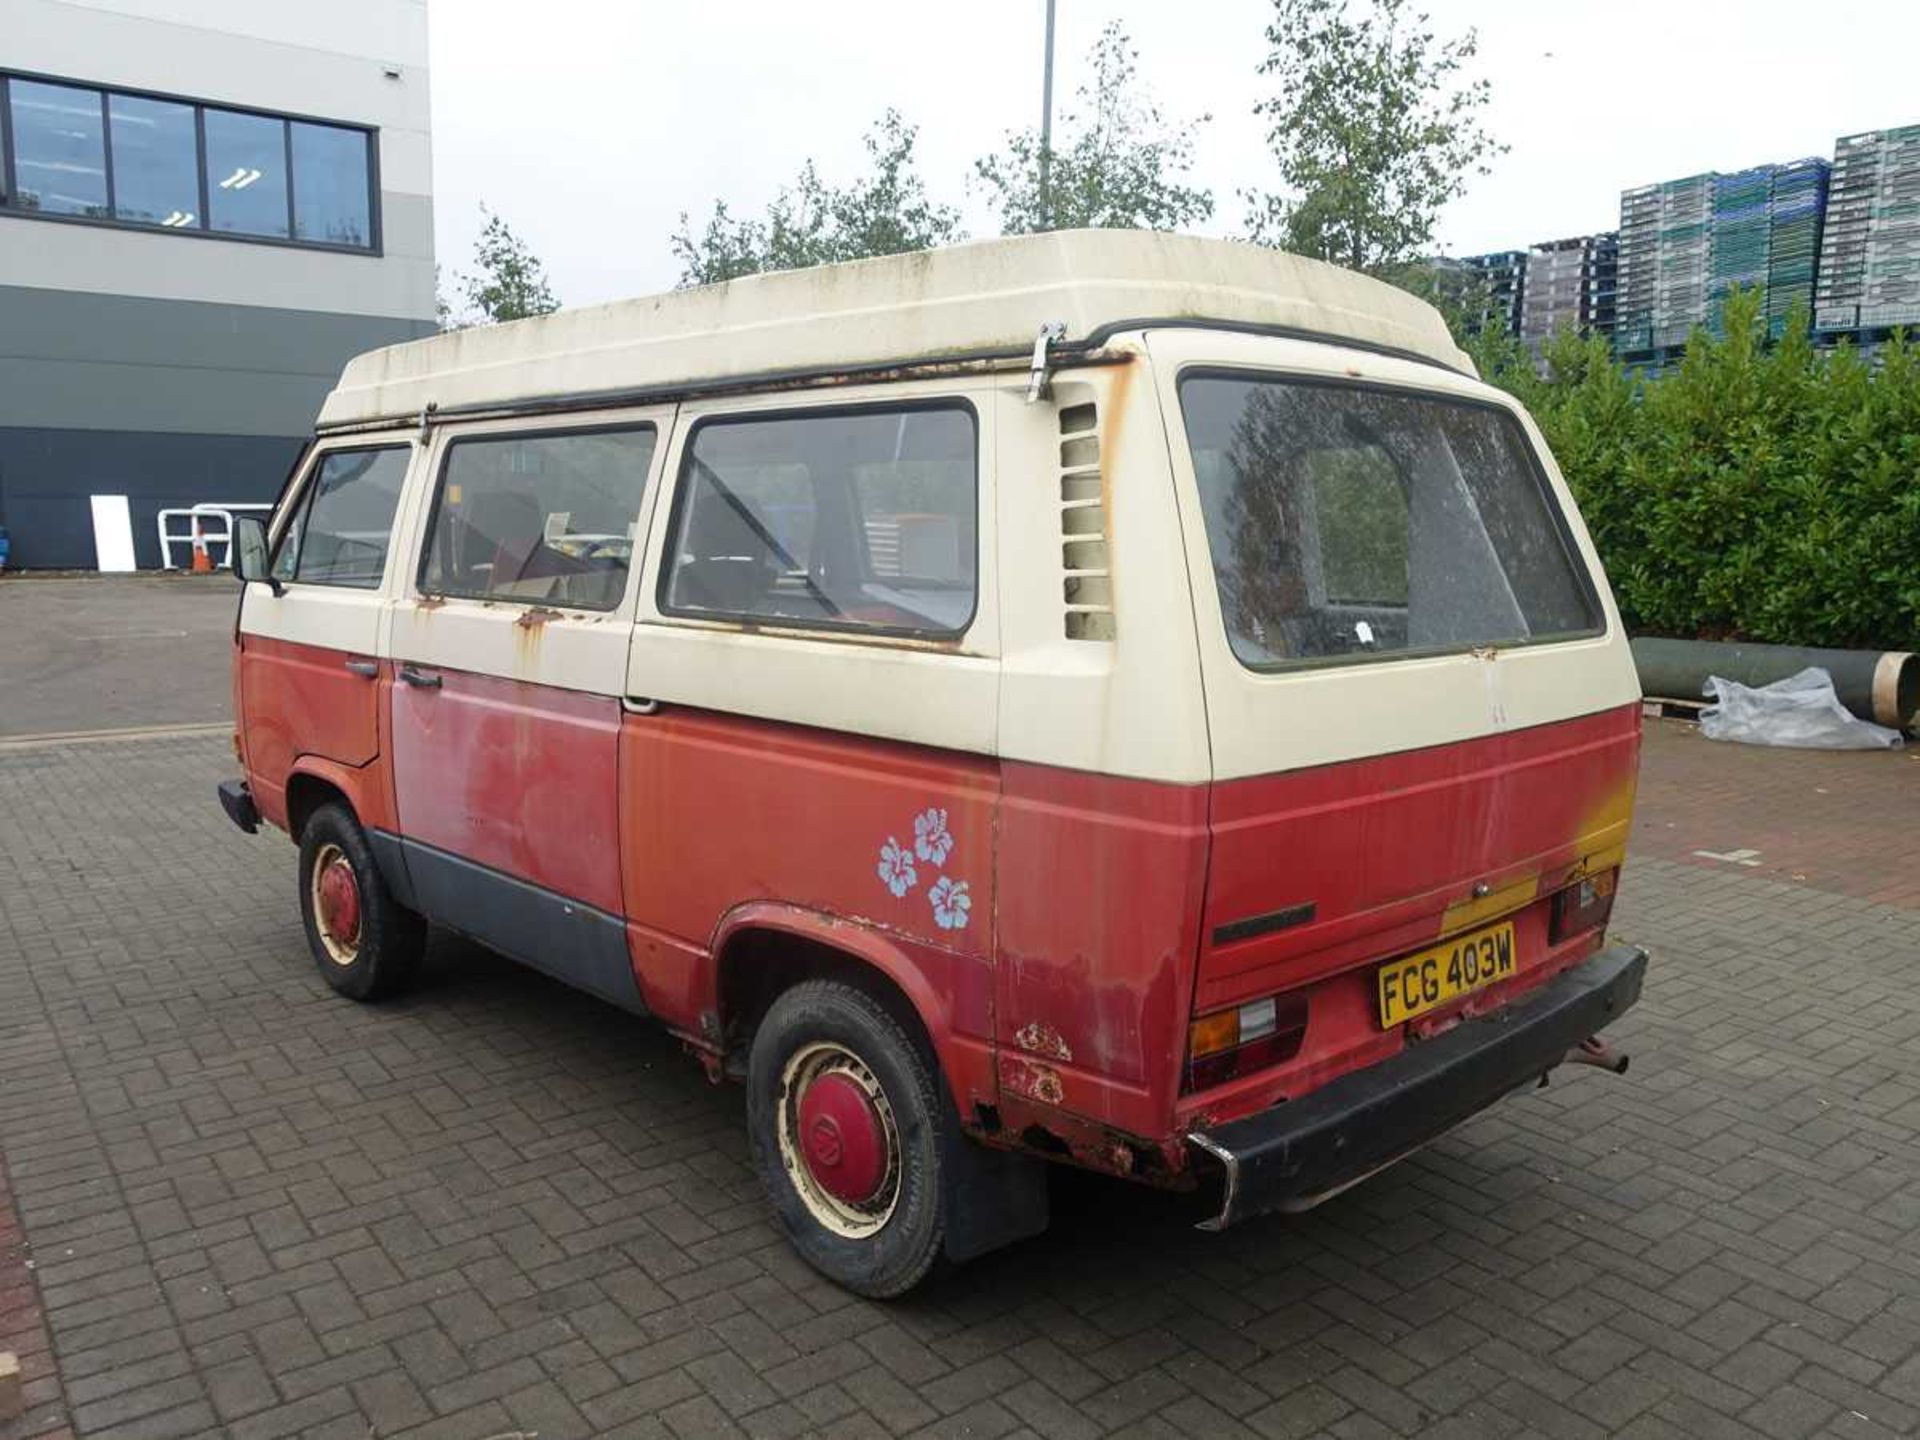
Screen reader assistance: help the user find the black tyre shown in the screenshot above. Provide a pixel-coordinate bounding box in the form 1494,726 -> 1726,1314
297,802 -> 425,1001
746,980 -> 948,1297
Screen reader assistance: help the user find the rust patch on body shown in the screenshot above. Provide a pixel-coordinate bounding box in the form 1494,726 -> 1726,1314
516,606 -> 561,630
1004,1056 -> 1064,1106
1014,1021 -> 1073,1062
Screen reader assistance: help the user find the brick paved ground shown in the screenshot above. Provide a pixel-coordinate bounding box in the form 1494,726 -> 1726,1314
2,724 -> 1918,1440
1632,718 -> 1920,909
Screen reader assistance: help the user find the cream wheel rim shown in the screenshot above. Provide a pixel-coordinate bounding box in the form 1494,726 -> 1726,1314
775,1040 -> 902,1238
309,842 -> 362,967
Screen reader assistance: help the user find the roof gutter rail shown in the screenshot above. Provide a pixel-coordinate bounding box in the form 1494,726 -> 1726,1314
314,342 -> 1132,437
313,314 -> 1472,440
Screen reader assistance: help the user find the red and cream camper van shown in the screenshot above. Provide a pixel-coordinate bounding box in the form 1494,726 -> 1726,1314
221,232 -> 1646,1295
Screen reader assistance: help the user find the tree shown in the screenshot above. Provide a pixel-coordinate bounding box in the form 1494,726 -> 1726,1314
1379,257 -> 1495,346
454,205 -> 559,325
1244,0 -> 1503,273
671,111 -> 962,287
974,21 -> 1213,235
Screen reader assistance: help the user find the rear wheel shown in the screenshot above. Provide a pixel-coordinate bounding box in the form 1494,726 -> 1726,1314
747,980 -> 948,1297
297,803 -> 424,1001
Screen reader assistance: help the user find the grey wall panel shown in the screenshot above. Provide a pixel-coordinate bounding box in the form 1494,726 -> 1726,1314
0,285 -> 428,372
0,213 -> 437,320
3,357 -> 350,439
0,426 -> 305,569
0,286 -> 433,437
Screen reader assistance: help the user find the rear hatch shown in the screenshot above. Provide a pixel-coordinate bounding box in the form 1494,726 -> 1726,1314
1200,706 -> 1638,1084
1149,331 -> 1642,1102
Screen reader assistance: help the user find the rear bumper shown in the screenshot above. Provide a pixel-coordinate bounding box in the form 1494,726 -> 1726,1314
217,778 -> 259,835
1188,942 -> 1647,1229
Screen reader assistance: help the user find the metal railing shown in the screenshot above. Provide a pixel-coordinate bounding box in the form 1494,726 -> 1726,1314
156,502 -> 272,570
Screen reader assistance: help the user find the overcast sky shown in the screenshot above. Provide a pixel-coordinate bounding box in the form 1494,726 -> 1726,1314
429,0 -> 1920,308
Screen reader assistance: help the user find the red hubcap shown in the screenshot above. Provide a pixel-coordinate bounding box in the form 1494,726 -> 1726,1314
797,1071 -> 887,1205
317,859 -> 362,948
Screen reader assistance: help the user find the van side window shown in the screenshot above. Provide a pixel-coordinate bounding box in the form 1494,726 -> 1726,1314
271,446 -> 409,589
661,404 -> 977,635
419,426 -> 657,611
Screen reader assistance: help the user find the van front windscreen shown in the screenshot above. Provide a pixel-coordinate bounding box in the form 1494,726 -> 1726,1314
1178,374 -> 1602,670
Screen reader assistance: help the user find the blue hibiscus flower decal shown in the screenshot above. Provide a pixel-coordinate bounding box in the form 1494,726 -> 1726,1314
913,807 -> 954,866
929,876 -> 971,931
877,837 -> 917,898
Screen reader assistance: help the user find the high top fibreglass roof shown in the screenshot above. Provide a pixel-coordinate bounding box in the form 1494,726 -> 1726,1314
317,229 -> 1474,428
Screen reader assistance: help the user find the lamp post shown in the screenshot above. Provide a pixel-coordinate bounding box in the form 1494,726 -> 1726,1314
1039,0 -> 1057,230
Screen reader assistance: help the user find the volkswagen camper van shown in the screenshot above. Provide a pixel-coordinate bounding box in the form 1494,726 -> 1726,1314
221,231 -> 1646,1296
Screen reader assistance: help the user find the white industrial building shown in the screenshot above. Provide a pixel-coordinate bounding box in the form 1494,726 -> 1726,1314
0,0 -> 436,568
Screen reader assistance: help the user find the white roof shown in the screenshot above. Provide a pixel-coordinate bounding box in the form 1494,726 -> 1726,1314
317,230 -> 1473,428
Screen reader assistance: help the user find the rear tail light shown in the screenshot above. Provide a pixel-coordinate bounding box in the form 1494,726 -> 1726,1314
1551,868 -> 1617,943
1185,992 -> 1309,1091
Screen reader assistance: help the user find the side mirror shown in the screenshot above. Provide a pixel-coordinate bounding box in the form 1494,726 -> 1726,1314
233,516 -> 282,595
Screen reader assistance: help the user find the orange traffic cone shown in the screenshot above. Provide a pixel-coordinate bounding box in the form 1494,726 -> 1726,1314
190,518 -> 214,574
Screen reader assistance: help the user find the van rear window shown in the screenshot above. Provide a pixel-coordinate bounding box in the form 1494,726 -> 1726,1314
1177,375 -> 1601,669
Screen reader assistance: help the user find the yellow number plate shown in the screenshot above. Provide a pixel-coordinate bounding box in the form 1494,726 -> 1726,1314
1378,921 -> 1517,1028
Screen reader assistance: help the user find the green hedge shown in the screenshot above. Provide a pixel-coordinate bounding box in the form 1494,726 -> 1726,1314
1470,289 -> 1920,652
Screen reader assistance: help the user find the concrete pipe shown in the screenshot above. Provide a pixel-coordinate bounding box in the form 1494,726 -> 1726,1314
1632,637 -> 1919,731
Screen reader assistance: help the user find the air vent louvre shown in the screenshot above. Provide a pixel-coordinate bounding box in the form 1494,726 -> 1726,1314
1060,402 -> 1112,641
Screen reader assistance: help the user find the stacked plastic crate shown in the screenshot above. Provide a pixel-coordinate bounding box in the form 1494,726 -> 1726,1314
1586,231 -> 1620,340
1614,185 -> 1660,354
1708,166 -> 1774,335
1815,128 -> 1920,336
1766,159 -> 1830,336
1651,174 -> 1714,348
1516,233 -> 1618,343
1817,133 -> 1878,332
1860,125 -> 1920,330
1520,238 -> 1586,341
1461,250 -> 1526,336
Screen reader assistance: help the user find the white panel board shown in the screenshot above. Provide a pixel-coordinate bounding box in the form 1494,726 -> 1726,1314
89,494 -> 137,571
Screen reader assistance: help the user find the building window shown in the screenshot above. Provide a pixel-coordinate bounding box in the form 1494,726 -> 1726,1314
205,107 -> 289,239
107,94 -> 198,228
8,79 -> 108,216
291,121 -> 372,247
0,70 -> 377,252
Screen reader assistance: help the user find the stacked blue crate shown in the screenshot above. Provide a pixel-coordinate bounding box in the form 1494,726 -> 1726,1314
1767,159 -> 1829,337
1708,166 -> 1774,335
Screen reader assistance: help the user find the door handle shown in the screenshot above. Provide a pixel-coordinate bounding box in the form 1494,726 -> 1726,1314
398,665 -> 442,689
343,657 -> 378,678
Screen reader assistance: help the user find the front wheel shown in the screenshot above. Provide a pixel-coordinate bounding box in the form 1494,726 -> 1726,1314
297,803 -> 424,1001
746,981 -> 948,1297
